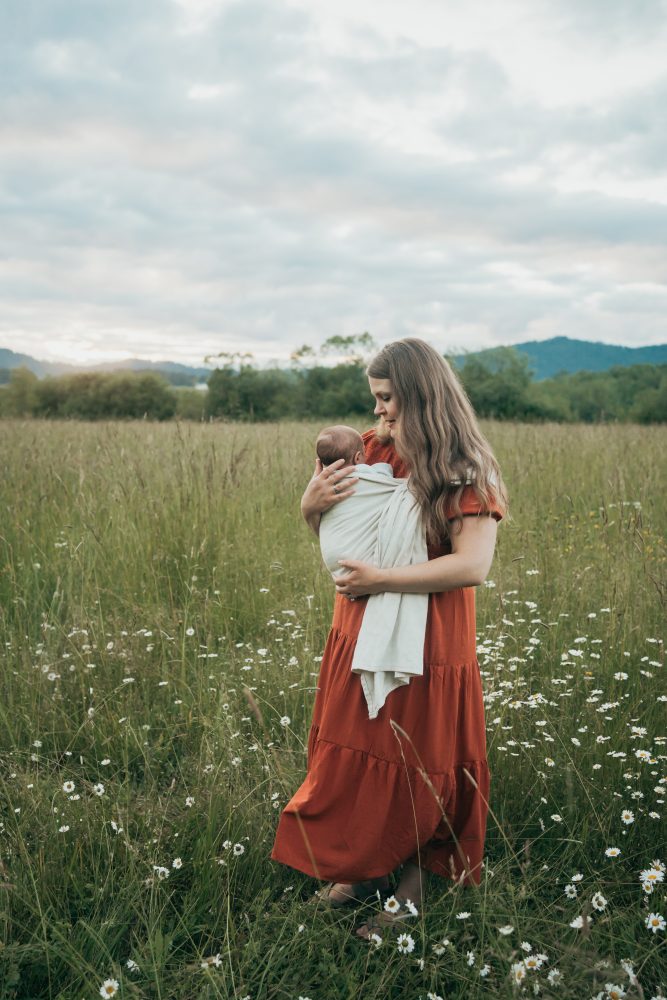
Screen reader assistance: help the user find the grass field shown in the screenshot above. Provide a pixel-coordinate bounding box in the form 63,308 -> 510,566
0,418 -> 665,1000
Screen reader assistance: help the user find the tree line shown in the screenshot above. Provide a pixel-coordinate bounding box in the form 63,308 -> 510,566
0,341 -> 665,423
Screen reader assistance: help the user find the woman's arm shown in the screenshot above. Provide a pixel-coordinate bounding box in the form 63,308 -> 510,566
301,457 -> 359,538
336,515 -> 498,595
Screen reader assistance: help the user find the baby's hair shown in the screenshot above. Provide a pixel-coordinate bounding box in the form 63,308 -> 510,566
316,425 -> 365,466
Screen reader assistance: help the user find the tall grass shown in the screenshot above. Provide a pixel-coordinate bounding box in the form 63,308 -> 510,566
0,418 -> 665,999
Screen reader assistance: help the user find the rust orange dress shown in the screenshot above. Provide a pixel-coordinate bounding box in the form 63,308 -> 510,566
270,428 -> 503,886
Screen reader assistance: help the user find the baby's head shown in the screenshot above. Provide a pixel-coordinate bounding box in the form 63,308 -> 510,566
316,425 -> 366,467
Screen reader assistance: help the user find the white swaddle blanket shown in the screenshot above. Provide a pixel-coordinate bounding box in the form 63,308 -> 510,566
319,463 -> 429,719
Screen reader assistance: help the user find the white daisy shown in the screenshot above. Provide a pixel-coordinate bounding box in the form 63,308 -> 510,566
605,847 -> 622,858
201,953 -> 222,968
62,780 -> 75,793
645,912 -> 665,933
640,868 -> 664,886
396,933 -> 415,954
99,979 -> 119,997
511,961 -> 526,983
591,891 -> 607,911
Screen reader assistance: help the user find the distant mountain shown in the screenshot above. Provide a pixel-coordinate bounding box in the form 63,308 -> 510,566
2,337 -> 666,384
453,336 -> 667,380
0,348 -> 211,385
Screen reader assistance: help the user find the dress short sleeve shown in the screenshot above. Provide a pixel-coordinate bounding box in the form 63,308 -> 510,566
448,485 -> 503,522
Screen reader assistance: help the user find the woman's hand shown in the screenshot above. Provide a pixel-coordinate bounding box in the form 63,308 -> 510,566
301,457 -> 359,535
335,560 -> 385,599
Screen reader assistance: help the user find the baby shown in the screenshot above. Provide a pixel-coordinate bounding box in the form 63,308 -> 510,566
314,424 -> 429,720
315,425 -> 396,583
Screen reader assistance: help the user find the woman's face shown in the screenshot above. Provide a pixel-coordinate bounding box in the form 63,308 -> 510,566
368,377 -> 399,437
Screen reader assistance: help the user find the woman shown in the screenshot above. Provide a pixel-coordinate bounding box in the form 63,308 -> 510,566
270,338 -> 507,940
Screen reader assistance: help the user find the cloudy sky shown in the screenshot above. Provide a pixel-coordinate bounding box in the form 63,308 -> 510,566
2,0 -> 666,367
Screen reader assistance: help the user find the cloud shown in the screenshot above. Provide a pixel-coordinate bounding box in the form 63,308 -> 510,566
0,0 -> 665,365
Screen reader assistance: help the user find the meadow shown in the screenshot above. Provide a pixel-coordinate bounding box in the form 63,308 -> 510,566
0,418 -> 665,1000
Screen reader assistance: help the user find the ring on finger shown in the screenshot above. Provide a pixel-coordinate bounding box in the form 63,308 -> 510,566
332,483 -> 340,494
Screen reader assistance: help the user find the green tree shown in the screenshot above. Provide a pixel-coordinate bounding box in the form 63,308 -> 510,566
4,367 -> 39,416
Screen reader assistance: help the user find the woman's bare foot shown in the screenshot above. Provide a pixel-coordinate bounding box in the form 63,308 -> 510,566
313,875 -> 390,907
355,863 -> 425,940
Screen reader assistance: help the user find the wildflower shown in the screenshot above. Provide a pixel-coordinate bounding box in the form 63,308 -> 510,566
456,910 -> 471,920
645,912 -> 665,933
185,796 -> 195,807
126,958 -> 139,971
201,953 -> 222,968
99,980 -> 119,998
369,932 -> 382,947
641,867 -> 664,886
605,847 -> 622,858
520,941 -> 532,952
384,895 -> 401,914
605,985 -> 626,1000
279,716 -> 291,727
498,924 -> 514,935
466,949 -> 475,966
101,758 -> 111,765
93,783 -> 105,796
571,873 -> 583,881
403,898 -> 419,916
62,780 -> 75,793
621,809 -> 634,824
524,954 -> 543,970
479,964 -> 490,976
564,884 -> 577,898
591,891 -> 607,911
172,857 -> 183,869
232,843 -> 245,856
396,933 -> 415,954
511,961 -> 527,984
185,627 -> 195,636
547,968 -> 561,984
569,914 -> 591,929
153,866 -> 170,879
58,824 -> 70,833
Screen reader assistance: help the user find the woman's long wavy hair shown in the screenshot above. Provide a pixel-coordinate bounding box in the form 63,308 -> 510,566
366,338 -> 508,544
